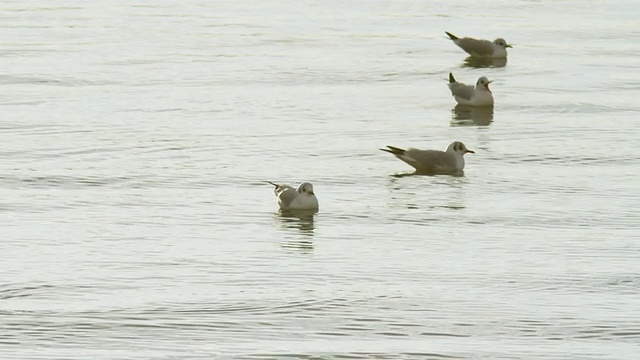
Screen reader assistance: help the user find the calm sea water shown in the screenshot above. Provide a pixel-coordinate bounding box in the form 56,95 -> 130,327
1,1 -> 640,359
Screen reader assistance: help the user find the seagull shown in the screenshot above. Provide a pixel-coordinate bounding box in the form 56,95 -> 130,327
265,181 -> 319,211
380,141 -> 475,176
448,73 -> 494,106
445,32 -> 512,58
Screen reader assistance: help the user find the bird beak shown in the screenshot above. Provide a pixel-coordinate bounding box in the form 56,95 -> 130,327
486,80 -> 493,84
466,150 -> 475,154
505,44 -> 513,48
309,191 -> 315,195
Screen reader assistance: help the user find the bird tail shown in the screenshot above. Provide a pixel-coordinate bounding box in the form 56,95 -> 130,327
445,31 -> 459,41
449,72 -> 456,83
380,146 -> 406,156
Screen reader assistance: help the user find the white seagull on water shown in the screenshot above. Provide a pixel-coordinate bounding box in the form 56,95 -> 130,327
448,73 -> 494,107
380,141 -> 475,176
266,181 -> 319,211
445,31 -> 512,58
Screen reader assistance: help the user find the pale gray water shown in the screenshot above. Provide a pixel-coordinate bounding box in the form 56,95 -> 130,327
1,1 -> 640,359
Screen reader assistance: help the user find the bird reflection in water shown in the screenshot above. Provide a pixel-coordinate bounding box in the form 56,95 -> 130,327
461,56 -> 507,69
385,175 -> 467,210
450,105 -> 494,126
275,209 -> 316,251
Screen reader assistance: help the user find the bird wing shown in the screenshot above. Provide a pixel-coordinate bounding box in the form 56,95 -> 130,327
404,148 -> 458,174
266,182 -> 298,208
276,186 -> 299,209
448,82 -> 475,101
266,181 -> 294,196
454,37 -> 495,57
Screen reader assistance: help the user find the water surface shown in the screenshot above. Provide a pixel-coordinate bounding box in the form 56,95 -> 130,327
1,1 -> 640,359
